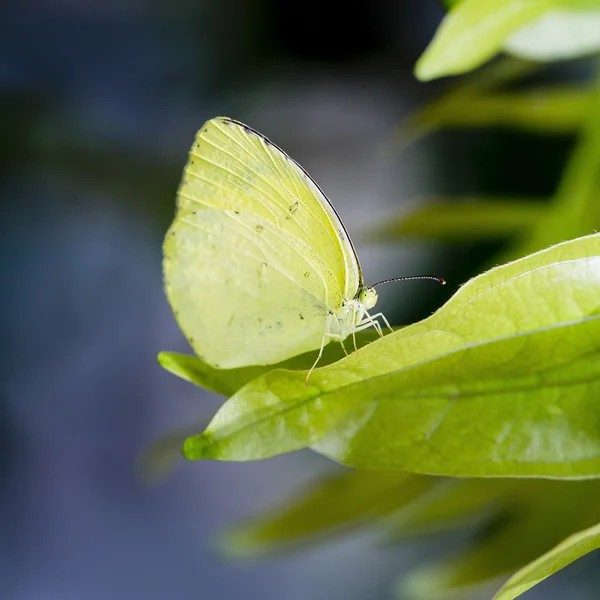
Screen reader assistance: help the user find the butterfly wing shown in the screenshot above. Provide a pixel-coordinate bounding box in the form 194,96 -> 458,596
164,117 -> 362,368
178,117 -> 362,296
165,208 -> 337,367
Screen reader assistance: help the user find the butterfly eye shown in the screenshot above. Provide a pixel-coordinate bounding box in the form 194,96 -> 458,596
358,287 -> 378,310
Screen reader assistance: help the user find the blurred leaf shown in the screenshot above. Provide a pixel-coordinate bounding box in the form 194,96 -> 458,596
220,470 -> 437,557
390,88 -> 591,151
364,198 -> 546,243
182,233 -> 600,478
493,520 -> 600,600
158,330 -> 382,397
388,478 -> 516,539
445,56 -> 540,95
417,0 -> 559,80
416,0 -> 598,81
222,475 -> 514,558
0,87 -> 48,172
506,7 -> 600,61
440,0 -> 462,8
399,480 -> 600,599
505,71 -> 600,261
386,58 -> 544,152
136,419 -> 209,484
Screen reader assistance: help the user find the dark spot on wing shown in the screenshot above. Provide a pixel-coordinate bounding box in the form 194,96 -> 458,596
234,210 -> 240,215
276,321 -> 282,327
258,317 -> 263,324
262,262 -> 268,267
224,118 -> 260,138
285,202 -> 298,220
304,271 -> 310,278
299,313 -> 304,320
328,309 -> 333,315
256,224 -> 264,232
222,119 -> 290,162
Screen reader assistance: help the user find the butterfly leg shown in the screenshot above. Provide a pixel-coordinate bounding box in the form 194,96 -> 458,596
351,303 -> 359,353
373,320 -> 384,337
360,311 -> 393,336
373,312 -> 394,334
350,310 -> 393,341
360,311 -> 383,337
339,338 -> 349,356
306,332 -> 346,387
352,320 -> 380,334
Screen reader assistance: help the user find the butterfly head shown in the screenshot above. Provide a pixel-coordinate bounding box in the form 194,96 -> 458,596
357,286 -> 378,310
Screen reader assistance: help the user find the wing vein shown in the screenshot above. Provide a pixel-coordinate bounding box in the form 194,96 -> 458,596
231,214 -> 333,300
196,135 -> 292,215
178,216 -> 329,304
181,170 -> 279,221
208,124 -> 341,249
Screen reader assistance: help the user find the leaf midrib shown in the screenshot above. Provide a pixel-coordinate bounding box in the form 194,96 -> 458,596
206,314 -> 600,447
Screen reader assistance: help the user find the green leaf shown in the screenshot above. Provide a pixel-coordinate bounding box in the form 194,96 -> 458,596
505,7 -> 600,61
387,478 -> 516,538
158,351 -> 268,398
416,0 -> 599,81
439,56 -> 540,96
416,0 -> 560,80
183,233 -> 600,478
159,330 -> 382,397
399,481 -> 600,599
384,58 -> 548,153
493,520 -> 600,600
222,476 -> 515,559
389,88 -> 591,151
220,470 -> 437,557
364,199 -> 546,243
440,0 -> 462,8
504,73 -> 600,262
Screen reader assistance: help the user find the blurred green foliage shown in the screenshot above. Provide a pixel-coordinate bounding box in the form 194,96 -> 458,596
214,471 -> 600,600
419,0 -> 600,80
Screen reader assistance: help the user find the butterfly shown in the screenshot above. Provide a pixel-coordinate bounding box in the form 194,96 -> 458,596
163,117 -> 443,384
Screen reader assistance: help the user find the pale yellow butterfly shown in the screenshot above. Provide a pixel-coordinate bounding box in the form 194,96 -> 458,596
163,117 -> 443,383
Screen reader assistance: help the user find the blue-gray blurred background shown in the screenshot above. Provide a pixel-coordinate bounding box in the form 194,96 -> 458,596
0,1 -> 586,599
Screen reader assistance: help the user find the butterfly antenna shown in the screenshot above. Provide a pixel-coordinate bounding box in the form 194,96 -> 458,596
371,275 -> 446,288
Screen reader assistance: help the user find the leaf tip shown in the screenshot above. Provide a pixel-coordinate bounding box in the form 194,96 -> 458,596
215,528 -> 261,559
414,55 -> 438,82
157,351 -> 172,368
182,433 -> 213,460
